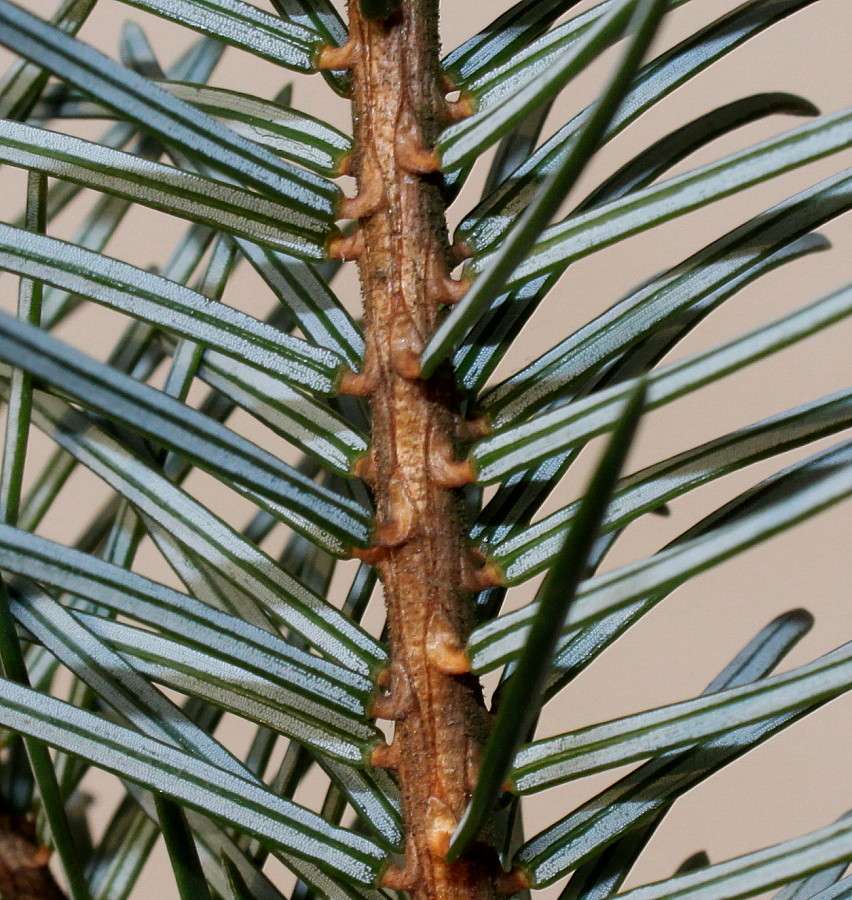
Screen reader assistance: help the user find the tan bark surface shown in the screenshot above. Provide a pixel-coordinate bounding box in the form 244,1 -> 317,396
331,3 -> 498,897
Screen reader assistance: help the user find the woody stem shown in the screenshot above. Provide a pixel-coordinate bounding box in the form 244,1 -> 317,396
340,2 -> 496,898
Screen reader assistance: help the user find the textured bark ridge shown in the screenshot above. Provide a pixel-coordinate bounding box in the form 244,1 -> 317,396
329,3 -> 497,898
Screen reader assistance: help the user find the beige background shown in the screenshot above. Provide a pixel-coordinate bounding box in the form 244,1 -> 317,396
0,0 -> 850,897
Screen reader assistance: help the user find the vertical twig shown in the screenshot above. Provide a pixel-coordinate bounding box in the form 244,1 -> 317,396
332,3 -> 498,897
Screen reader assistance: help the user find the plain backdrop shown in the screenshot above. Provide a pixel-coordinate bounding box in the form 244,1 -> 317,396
0,0 -> 850,897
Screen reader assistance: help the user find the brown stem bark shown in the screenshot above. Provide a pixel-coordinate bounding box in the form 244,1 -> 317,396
337,3 -> 497,898
0,800 -> 68,900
